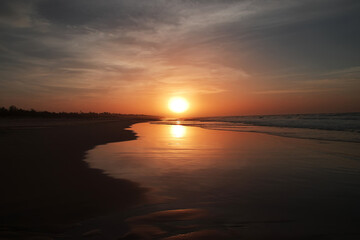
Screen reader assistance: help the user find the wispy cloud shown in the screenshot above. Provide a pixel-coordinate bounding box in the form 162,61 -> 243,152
0,0 -> 359,113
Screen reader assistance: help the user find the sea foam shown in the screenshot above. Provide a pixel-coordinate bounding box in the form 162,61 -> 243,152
156,113 -> 360,142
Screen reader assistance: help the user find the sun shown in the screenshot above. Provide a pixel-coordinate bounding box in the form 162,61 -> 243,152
168,97 -> 189,113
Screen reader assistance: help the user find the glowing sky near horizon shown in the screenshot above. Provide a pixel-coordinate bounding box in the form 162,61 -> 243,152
0,0 -> 359,116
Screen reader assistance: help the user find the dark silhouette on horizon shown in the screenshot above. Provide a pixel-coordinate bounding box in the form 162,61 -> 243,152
0,106 -> 160,120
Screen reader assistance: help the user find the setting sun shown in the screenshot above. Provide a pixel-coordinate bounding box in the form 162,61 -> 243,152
168,97 -> 189,113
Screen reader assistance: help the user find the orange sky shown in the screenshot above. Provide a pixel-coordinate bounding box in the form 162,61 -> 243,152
0,1 -> 359,117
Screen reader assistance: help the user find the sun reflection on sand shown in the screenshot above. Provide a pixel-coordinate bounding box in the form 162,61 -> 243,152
170,125 -> 186,138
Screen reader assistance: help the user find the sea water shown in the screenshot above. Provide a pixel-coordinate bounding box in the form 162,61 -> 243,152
160,112 -> 360,142
85,120 -> 360,239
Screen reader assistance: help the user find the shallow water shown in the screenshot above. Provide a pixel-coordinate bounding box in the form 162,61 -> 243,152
85,122 -> 360,239
157,119 -> 360,143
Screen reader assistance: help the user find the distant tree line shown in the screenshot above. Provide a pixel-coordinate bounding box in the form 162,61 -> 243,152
0,106 -> 160,120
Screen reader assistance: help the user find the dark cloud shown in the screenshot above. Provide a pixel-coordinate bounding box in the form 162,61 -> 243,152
0,0 -> 36,27
36,0 -> 179,29
0,0 -> 359,112
0,0 -> 29,18
172,0 -> 360,75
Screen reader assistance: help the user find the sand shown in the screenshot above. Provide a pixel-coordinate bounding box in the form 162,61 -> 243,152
2,119 -> 360,239
0,119 -> 151,238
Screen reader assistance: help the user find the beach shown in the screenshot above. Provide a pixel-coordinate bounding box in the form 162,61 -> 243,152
0,119 -> 151,239
1,119 -> 360,240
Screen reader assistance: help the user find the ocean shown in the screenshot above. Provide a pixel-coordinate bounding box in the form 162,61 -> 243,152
159,112 -> 360,143
83,117 -> 360,239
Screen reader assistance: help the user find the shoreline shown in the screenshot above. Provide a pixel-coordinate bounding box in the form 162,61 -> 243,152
2,119 -> 359,239
0,119 -> 153,238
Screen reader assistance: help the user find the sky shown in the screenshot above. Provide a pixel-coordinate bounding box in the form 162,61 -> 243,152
0,0 -> 359,117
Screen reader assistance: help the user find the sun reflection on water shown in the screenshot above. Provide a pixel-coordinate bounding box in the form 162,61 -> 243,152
170,124 -> 186,138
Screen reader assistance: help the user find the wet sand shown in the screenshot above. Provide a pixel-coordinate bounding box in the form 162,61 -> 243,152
0,119 -> 151,238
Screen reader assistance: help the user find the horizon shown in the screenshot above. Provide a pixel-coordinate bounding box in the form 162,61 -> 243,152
1,1 -> 360,116
1,105 -> 359,119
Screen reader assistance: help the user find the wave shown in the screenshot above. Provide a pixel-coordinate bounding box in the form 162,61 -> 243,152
155,113 -> 360,143
192,113 -> 360,132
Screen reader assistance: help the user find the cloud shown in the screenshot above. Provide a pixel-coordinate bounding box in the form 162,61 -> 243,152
0,0 -> 36,27
36,0 -> 179,29
0,0 -> 359,112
